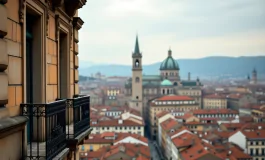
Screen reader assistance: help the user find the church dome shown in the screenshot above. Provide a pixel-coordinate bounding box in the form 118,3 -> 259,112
161,79 -> 173,86
160,49 -> 179,70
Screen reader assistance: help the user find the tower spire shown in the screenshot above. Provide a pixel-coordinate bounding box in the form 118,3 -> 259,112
134,34 -> 140,54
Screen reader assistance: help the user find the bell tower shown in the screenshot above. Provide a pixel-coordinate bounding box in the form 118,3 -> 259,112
130,35 -> 143,115
252,68 -> 257,84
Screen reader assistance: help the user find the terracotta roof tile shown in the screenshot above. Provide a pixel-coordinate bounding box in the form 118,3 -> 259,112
160,118 -> 179,131
155,95 -> 194,101
156,111 -> 170,118
204,94 -> 226,99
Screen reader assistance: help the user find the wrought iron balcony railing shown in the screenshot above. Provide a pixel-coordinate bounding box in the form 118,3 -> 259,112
21,100 -> 67,160
60,95 -> 90,139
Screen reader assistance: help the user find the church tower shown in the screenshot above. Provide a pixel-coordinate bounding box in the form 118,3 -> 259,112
252,68 -> 257,84
130,35 -> 143,115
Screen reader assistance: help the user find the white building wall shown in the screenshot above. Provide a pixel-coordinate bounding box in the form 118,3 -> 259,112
114,137 -> 148,146
91,126 -> 144,136
228,131 -> 247,153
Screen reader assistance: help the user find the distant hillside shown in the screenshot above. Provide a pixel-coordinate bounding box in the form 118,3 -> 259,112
79,56 -> 265,78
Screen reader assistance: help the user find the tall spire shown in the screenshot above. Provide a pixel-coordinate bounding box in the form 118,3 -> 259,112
168,47 -> 172,56
134,34 -> 140,54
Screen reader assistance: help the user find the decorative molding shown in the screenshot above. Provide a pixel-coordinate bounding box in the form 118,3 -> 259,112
19,0 -> 26,24
0,0 -> 7,5
72,17 -> 84,31
65,0 -> 86,17
55,15 -> 61,41
46,9 -> 49,36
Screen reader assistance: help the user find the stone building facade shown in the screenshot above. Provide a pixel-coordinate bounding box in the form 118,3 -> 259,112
0,0 -> 90,159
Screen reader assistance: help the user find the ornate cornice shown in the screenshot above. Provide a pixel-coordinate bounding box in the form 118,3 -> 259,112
65,0 -> 86,17
0,0 -> 7,5
19,0 -> 26,23
55,15 -> 61,41
46,10 -> 49,36
72,17 -> 84,30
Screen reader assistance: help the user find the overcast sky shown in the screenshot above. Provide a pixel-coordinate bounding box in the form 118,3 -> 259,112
78,0 -> 265,65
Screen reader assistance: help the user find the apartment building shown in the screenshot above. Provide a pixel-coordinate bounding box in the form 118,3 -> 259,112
0,0 -> 91,159
251,105 -> 265,122
229,129 -> 265,160
148,95 -> 199,140
192,109 -> 239,120
203,93 -> 227,109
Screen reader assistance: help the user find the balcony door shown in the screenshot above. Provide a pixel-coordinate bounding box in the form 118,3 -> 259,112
26,16 -> 33,143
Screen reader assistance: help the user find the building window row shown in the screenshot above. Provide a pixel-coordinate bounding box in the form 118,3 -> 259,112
196,114 -> 238,118
155,100 -> 196,105
100,126 -> 142,130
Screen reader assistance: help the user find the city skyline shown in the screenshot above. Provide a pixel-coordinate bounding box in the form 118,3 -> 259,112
79,0 -> 265,65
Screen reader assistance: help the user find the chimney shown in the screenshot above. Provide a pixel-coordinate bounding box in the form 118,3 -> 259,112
118,119 -> 123,124
188,72 -> 191,81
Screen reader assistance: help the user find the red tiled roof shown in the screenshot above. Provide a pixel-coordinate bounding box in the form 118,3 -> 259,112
243,130 -> 265,139
102,143 -> 151,159
160,118 -> 179,131
241,123 -> 265,131
178,133 -> 223,160
221,123 -> 246,130
114,133 -> 148,144
156,111 -> 169,118
156,95 -> 194,101
204,94 -> 226,99
84,132 -> 147,145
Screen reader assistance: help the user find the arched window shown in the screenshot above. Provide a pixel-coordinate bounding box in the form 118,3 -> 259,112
173,82 -> 177,86
162,89 -> 165,94
135,59 -> 140,67
167,89 -> 169,94
135,77 -> 140,83
165,72 -> 168,76
136,96 -> 139,99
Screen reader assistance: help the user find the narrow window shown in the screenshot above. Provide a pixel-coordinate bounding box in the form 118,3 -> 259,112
135,77 -> 140,83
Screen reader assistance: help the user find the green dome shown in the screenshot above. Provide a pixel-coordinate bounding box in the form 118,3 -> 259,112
161,79 -> 173,86
160,49 -> 179,70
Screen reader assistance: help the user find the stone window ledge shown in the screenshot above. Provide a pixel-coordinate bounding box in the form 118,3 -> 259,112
0,116 -> 28,139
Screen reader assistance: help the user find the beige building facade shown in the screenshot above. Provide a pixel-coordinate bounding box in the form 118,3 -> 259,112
0,0 -> 91,159
203,94 -> 227,109
148,95 -> 199,140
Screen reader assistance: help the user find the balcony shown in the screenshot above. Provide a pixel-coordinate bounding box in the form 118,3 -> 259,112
21,100 -> 68,160
20,95 -> 91,160
65,95 -> 91,140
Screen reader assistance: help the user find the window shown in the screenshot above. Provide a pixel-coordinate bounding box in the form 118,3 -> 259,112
89,145 -> 93,151
136,96 -> 139,99
250,148 -> 253,156
135,59 -> 140,67
81,145 -> 85,151
162,89 -> 165,95
138,127 -> 141,130
135,77 -> 140,83
102,127 -> 105,130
